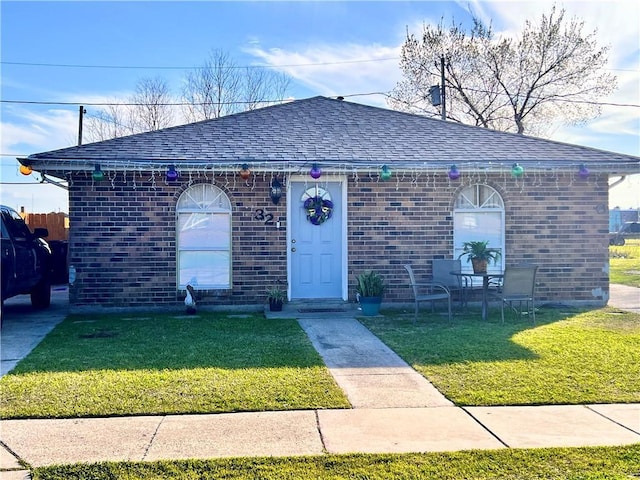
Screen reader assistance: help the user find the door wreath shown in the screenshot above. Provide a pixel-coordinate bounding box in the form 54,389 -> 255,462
301,187 -> 333,225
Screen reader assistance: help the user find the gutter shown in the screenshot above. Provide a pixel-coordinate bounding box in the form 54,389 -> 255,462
17,157 -> 640,176
609,176 -> 627,189
39,173 -> 69,191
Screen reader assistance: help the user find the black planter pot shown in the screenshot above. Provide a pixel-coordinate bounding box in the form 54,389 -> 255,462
269,299 -> 283,312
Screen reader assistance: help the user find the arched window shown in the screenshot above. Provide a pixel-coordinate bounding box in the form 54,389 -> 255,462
176,184 -> 232,289
453,184 -> 505,275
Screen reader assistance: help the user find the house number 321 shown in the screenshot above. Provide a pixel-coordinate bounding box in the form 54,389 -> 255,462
254,209 -> 274,225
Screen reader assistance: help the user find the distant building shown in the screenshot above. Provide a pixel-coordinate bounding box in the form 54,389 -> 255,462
609,208 -> 639,233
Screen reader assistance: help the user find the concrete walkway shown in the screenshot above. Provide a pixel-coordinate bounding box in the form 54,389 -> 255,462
1,287 -> 640,477
609,283 -> 640,313
298,317 -> 452,408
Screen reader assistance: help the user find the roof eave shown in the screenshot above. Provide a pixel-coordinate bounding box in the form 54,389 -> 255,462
19,157 -> 639,176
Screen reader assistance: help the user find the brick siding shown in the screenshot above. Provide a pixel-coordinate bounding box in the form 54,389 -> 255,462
67,170 -> 609,310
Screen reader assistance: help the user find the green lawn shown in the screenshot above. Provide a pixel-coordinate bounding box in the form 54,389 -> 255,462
2,308 -> 639,418
361,307 -> 640,405
31,445 -> 640,480
3,304 -> 640,478
0,313 -> 350,419
610,238 -> 640,287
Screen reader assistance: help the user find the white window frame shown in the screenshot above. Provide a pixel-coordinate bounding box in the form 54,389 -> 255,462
453,184 -> 505,277
176,184 -> 232,289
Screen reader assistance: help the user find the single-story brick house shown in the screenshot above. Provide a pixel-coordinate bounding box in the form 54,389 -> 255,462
20,96 -> 639,312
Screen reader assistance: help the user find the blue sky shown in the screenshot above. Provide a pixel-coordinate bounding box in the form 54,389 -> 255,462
1,0 -> 639,212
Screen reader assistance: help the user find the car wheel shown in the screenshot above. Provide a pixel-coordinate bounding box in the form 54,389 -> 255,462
31,279 -> 51,309
611,235 -> 625,246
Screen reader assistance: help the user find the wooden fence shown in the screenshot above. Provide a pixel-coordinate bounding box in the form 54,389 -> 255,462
23,212 -> 69,241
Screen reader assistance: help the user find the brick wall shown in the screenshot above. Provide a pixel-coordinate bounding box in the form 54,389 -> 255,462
68,173 -> 288,309
348,173 -> 609,305
67,170 -> 609,310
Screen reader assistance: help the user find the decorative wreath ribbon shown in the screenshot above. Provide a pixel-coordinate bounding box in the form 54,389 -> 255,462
303,196 -> 333,225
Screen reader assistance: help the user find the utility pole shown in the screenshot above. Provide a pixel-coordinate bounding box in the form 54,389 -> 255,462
78,106 -> 86,145
428,56 -> 447,121
440,55 -> 446,121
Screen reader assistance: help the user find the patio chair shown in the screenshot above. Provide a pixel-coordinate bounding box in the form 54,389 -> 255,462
432,259 -> 469,310
403,264 -> 452,323
498,265 -> 538,324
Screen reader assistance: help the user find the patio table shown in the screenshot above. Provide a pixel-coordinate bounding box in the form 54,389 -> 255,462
450,271 -> 504,321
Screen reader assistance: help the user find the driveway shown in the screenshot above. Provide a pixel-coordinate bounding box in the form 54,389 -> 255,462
609,283 -> 640,314
1,286 -> 69,377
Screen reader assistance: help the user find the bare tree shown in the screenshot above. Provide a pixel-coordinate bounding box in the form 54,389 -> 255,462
85,50 -> 292,142
84,102 -> 135,143
129,76 -> 174,132
390,6 -> 616,135
182,49 -> 292,121
181,49 -> 242,122
85,78 -> 174,142
243,68 -> 291,111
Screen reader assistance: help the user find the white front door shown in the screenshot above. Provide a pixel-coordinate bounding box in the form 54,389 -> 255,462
288,179 -> 345,299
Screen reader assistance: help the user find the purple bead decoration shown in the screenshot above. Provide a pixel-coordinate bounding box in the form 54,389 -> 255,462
448,165 -> 461,180
578,164 -> 590,179
166,166 -> 179,182
310,164 -> 322,179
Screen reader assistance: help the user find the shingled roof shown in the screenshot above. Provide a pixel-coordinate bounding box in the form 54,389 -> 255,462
22,96 -> 639,173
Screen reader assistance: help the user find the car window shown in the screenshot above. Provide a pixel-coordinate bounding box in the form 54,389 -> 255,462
1,216 -> 9,240
4,210 -> 31,240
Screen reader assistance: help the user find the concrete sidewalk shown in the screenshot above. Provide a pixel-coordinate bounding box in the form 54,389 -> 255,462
2,289 -> 640,476
2,404 -> 638,469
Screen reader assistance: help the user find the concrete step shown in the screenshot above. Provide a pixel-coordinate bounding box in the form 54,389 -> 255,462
264,299 -> 359,319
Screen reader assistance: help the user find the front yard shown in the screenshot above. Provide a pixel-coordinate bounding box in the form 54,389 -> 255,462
0,314 -> 350,419
1,306 -> 639,419
1,297 -> 639,479
361,307 -> 640,405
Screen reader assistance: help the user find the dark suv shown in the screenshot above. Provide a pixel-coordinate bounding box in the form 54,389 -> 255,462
1,205 -> 52,311
609,221 -> 640,246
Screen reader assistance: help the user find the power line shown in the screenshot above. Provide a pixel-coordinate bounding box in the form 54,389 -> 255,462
1,57 -> 399,70
2,59 -> 637,75
2,95 -> 638,109
0,99 -> 290,107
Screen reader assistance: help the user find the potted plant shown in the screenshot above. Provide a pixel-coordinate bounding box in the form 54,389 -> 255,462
355,270 -> 385,316
458,241 -> 502,274
266,286 -> 287,312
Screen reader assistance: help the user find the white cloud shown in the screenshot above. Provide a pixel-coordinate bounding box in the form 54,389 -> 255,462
0,108 -> 78,153
245,43 -> 401,106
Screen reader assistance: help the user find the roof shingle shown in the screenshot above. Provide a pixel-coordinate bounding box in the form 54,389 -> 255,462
25,96 -> 639,172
